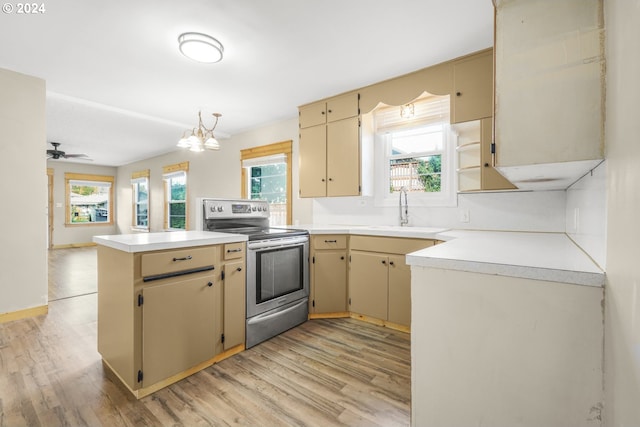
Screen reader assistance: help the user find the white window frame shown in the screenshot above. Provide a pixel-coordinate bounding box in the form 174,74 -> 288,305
131,175 -> 149,231
373,95 -> 458,208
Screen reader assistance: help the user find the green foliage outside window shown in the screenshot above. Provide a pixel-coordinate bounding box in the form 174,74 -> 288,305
167,176 -> 186,229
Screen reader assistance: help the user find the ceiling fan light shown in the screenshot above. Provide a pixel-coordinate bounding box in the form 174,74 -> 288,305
178,32 -> 224,64
177,137 -> 190,148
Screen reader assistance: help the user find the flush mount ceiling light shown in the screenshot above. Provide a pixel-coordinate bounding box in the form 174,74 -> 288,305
177,111 -> 222,152
178,32 -> 224,63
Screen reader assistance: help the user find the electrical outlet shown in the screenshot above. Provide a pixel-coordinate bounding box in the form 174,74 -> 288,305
459,208 -> 470,223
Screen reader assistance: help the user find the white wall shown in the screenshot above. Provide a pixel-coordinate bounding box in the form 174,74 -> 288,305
312,190 -> 566,232
47,161 -> 117,246
114,117 -> 313,233
565,161 -> 607,269
0,68 -> 47,314
603,0 -> 640,424
412,267 -> 604,427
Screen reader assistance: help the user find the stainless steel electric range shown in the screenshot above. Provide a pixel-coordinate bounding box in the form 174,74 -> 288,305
199,198 -> 309,348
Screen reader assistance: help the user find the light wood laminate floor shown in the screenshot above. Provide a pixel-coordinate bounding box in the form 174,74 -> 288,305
0,247 -> 411,426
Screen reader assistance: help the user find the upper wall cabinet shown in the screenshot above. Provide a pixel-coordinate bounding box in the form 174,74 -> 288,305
299,94 -> 359,128
494,0 -> 605,190
298,49 -> 496,198
299,92 -> 361,198
452,49 -> 494,124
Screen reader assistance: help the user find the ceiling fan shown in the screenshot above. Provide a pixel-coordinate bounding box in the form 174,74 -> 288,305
46,142 -> 91,161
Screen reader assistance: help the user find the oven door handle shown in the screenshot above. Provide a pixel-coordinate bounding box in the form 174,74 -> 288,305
247,236 -> 309,250
246,299 -> 308,325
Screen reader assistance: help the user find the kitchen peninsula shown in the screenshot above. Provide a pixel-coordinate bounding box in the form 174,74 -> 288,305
93,231 -> 248,398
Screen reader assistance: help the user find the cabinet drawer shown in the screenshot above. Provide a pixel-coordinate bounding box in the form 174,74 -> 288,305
223,242 -> 245,260
313,235 -> 347,250
141,246 -> 217,278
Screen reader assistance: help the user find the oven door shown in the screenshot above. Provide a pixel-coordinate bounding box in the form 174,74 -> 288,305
246,235 -> 309,318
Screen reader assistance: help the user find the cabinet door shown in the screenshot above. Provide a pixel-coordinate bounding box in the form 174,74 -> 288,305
299,102 -> 327,128
141,274 -> 217,387
349,251 -> 388,320
387,254 -> 411,327
313,251 -> 347,313
326,92 -> 359,123
223,260 -> 246,350
452,50 -> 493,124
299,125 -> 327,197
327,116 -> 360,197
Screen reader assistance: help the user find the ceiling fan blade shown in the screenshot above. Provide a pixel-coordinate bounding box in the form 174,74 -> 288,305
64,154 -> 89,158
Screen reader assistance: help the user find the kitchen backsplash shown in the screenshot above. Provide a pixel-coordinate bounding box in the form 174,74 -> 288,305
312,162 -> 607,270
312,189 -> 566,232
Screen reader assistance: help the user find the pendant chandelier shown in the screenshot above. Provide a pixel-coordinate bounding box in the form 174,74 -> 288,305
177,111 -> 222,152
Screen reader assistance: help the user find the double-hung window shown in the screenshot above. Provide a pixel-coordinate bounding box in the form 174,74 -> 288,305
131,170 -> 149,231
163,162 -> 188,230
373,93 -> 456,207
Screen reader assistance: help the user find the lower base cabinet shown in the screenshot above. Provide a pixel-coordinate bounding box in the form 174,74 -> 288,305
349,251 -> 388,320
97,241 -> 245,398
222,258 -> 246,350
310,235 -> 348,314
348,235 -> 436,328
141,273 -> 220,387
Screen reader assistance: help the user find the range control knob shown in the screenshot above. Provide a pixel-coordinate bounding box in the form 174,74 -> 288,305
210,205 -> 216,212
252,206 -> 257,212
217,206 -> 223,212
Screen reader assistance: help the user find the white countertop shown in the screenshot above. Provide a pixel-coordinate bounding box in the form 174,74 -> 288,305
406,230 -> 605,287
288,224 -> 448,239
93,230 -> 247,253
94,226 -> 605,287
292,224 -> 604,287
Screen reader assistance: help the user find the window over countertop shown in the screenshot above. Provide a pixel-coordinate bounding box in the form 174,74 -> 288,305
372,93 -> 457,207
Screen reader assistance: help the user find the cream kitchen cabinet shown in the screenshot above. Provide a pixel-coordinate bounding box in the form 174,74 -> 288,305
456,117 -> 516,192
348,235 -> 435,328
299,92 -> 359,128
221,242 -> 246,350
96,241 -> 244,398
299,92 -> 361,197
140,272 -> 219,387
494,0 -> 605,190
309,235 -> 348,315
452,48 -> 493,124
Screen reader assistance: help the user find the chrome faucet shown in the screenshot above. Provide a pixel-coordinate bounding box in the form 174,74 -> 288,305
399,187 -> 409,226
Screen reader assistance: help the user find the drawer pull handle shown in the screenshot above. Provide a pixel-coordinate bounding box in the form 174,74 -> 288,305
207,282 -> 213,287
173,255 -> 192,261
227,248 -> 243,253
340,256 -> 345,260
324,239 -> 337,243
389,261 -> 395,266
382,260 -> 386,265
236,267 -> 243,272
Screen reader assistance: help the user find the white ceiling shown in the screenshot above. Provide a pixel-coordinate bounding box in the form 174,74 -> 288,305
0,0 -> 494,166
